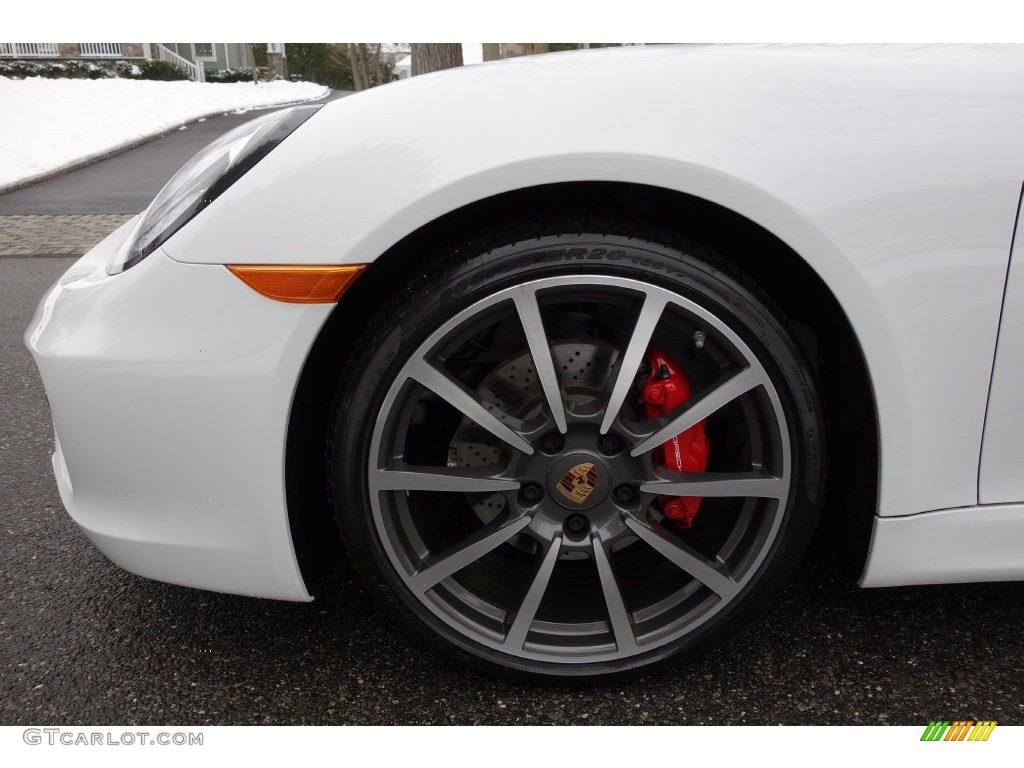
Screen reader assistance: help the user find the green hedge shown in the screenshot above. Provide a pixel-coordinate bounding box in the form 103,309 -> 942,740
204,67 -> 253,83
134,59 -> 188,81
0,58 -> 189,81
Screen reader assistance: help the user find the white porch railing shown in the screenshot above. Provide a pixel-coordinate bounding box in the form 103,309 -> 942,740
80,43 -> 123,58
153,44 -> 205,82
0,43 -> 60,58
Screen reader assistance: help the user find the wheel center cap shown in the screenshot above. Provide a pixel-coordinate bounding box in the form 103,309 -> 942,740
548,453 -> 611,511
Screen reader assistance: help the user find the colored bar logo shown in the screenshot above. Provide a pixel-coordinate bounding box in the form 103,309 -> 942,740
920,721 -> 997,741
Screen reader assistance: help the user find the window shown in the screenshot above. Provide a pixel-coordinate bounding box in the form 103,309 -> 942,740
193,43 -> 214,60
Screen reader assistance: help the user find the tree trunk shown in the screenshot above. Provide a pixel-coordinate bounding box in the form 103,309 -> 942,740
482,43 -> 502,62
372,43 -> 384,85
356,43 -> 371,88
410,43 -> 463,76
500,43 -> 533,58
353,44 -> 365,88
347,44 -> 364,90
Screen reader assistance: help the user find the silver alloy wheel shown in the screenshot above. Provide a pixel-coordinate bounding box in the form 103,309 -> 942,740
367,275 -> 792,664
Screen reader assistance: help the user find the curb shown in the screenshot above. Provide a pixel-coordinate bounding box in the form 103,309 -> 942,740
0,87 -> 334,196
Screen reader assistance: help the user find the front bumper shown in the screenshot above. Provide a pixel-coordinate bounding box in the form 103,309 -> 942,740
25,220 -> 333,601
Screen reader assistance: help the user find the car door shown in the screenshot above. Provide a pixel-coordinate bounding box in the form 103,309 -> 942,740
980,187 -> 1024,503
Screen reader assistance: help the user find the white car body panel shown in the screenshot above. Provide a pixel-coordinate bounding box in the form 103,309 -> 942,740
860,504 -> 1024,586
979,197 -> 1024,504
23,45 -> 1024,599
26,219 -> 326,600
164,45 -> 1024,523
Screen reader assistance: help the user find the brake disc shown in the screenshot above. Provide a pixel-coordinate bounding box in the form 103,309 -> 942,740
448,340 -> 620,525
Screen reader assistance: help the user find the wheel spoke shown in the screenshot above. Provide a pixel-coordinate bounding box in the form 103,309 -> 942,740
624,517 -> 740,600
373,466 -> 520,494
592,534 -> 639,654
599,293 -> 668,434
503,535 -> 562,651
640,471 -> 786,499
630,366 -> 767,456
407,359 -> 534,455
513,288 -> 567,433
410,516 -> 532,595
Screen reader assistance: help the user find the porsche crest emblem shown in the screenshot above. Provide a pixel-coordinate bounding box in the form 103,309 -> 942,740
556,462 -> 599,504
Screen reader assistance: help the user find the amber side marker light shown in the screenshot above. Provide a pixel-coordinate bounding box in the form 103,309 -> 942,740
227,265 -> 367,303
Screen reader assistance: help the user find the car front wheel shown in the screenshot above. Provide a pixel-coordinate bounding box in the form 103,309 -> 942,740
330,219 -> 826,680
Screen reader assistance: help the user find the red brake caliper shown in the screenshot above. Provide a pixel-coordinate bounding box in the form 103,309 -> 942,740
640,347 -> 710,529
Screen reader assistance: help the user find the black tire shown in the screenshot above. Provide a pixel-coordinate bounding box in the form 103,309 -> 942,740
329,217 -> 826,681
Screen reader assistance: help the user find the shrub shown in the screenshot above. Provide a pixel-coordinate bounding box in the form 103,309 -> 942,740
0,59 -> 137,80
0,58 -> 181,81
134,59 -> 189,81
205,67 -> 252,83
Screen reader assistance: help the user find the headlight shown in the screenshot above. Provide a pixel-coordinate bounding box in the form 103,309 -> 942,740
108,104 -> 321,274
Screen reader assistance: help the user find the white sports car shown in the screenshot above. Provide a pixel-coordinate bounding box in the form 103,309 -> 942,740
25,45 -> 1024,680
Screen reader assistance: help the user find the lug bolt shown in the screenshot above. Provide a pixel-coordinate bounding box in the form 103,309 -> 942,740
598,433 -> 623,455
520,483 -> 544,504
564,513 -> 589,538
541,432 -> 564,454
693,330 -> 706,350
614,484 -> 636,504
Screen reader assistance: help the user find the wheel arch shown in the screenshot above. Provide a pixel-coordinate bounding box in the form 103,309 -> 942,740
285,181 -> 879,592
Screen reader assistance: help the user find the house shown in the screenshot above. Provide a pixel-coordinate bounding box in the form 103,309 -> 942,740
394,54 -> 411,79
0,43 -> 277,82
157,44 -> 255,78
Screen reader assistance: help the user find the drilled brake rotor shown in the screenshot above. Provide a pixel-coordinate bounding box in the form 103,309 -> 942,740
448,341 -> 620,525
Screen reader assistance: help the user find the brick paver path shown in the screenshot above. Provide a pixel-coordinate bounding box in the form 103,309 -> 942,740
0,215 -> 132,257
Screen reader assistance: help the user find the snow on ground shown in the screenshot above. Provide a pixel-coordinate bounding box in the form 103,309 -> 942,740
0,78 -> 330,189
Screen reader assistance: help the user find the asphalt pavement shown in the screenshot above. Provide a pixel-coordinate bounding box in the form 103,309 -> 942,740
1,90 -> 1023,726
